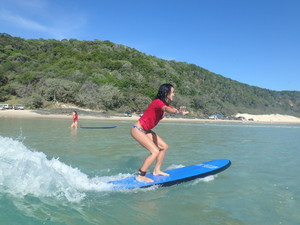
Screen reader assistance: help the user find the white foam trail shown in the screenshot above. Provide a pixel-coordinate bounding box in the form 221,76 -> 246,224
0,136 -> 114,202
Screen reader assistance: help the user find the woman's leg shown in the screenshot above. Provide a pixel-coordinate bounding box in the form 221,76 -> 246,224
131,126 -> 160,182
147,132 -> 169,176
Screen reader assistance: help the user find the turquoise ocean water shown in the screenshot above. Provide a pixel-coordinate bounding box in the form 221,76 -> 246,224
0,117 -> 299,225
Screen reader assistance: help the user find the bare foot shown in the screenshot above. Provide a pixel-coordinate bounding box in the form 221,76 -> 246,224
153,170 -> 169,176
136,175 -> 154,183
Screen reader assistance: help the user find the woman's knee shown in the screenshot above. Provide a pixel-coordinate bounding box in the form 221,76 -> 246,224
151,149 -> 160,157
160,143 -> 168,151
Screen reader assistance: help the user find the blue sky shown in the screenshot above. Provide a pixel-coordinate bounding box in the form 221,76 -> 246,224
1,0 -> 299,91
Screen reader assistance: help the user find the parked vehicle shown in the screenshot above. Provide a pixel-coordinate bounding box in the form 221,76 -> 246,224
2,104 -> 13,109
14,105 -> 25,110
208,114 -> 223,120
123,112 -> 132,117
0,104 -> 4,110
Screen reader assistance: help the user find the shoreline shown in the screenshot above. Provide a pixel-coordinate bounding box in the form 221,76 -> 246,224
1,110 -> 300,124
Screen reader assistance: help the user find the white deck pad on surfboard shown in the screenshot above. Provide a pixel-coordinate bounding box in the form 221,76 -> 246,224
110,159 -> 231,189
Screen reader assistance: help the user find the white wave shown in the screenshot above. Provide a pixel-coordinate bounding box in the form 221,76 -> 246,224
0,136 -> 115,202
166,164 -> 185,170
190,175 -> 216,186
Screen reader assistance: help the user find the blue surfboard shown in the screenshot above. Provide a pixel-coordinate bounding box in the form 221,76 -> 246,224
110,159 -> 231,189
80,126 -> 117,129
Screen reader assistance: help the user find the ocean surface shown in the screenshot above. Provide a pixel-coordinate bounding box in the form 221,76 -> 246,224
0,117 -> 299,225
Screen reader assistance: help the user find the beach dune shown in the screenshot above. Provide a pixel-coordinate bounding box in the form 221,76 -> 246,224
235,113 -> 300,123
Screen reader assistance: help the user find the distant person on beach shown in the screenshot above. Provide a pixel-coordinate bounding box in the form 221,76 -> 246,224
131,83 -> 189,183
70,111 -> 78,128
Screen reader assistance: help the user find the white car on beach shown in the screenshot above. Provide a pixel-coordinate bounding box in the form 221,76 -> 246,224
14,105 -> 25,110
2,104 -> 13,109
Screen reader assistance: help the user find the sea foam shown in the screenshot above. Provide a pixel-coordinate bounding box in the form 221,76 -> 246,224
0,136 -> 114,202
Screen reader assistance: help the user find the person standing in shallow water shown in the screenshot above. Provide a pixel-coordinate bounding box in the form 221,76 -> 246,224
70,111 -> 78,128
131,83 -> 189,183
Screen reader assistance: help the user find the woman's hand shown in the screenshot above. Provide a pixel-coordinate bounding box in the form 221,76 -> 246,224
178,106 -> 189,115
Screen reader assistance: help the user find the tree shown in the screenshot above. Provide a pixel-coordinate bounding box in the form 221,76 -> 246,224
76,82 -> 124,110
96,84 -> 124,110
76,81 -> 100,109
39,78 -> 80,103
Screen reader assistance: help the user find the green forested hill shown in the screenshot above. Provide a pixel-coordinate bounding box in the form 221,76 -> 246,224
1,33 -> 299,117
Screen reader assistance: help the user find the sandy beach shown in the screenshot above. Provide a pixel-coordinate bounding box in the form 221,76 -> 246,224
1,109 -> 300,124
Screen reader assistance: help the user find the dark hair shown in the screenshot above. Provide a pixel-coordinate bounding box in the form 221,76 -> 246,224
155,83 -> 174,103
73,111 -> 77,115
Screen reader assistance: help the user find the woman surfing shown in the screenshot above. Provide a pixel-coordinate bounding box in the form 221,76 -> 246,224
131,83 -> 189,182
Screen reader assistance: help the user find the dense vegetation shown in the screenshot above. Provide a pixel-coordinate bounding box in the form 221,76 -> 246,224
1,33 -> 300,117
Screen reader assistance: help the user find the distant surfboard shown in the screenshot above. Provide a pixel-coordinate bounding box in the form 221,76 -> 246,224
110,159 -> 231,189
80,126 -> 117,129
